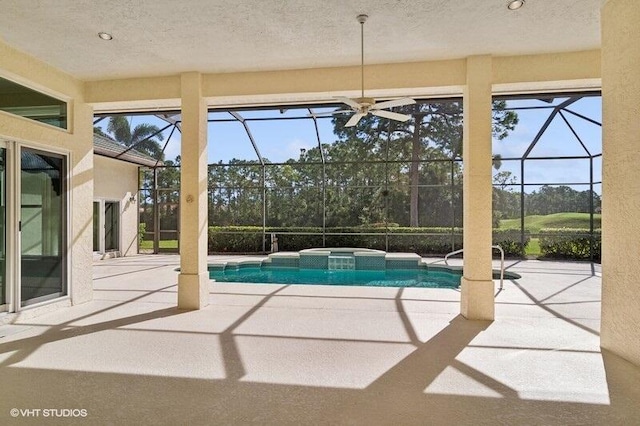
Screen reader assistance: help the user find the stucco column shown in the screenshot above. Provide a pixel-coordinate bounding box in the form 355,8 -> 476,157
460,55 -> 495,321
178,72 -> 209,310
601,0 -> 640,366
71,100 -> 95,305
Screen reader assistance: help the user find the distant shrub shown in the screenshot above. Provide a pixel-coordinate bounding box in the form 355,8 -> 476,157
208,226 -> 530,257
492,229 -> 530,257
386,227 -> 462,254
539,228 -> 601,260
138,223 -> 146,245
208,226 -> 265,253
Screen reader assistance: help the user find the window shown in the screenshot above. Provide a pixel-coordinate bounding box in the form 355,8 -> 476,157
0,76 -> 67,129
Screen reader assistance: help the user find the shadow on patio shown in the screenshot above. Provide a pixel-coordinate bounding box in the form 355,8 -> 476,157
0,256 -> 638,424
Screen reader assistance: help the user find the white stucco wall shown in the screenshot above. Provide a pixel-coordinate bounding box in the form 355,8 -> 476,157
93,155 -> 139,257
0,39 -> 94,312
601,0 -> 640,367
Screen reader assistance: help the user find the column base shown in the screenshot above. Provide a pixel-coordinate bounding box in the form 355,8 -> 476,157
460,277 -> 495,321
178,272 -> 209,310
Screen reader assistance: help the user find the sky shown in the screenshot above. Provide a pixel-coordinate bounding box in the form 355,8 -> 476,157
95,95 -> 602,194
492,95 -> 602,193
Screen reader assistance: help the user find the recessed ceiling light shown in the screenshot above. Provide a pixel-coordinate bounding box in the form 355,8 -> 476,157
98,32 -> 113,40
507,0 -> 525,10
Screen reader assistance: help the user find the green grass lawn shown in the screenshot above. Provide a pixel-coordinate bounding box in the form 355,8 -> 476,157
140,240 -> 178,250
499,212 -> 601,233
526,238 -> 541,256
499,212 -> 600,257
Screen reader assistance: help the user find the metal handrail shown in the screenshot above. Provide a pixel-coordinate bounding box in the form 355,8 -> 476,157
444,245 -> 505,292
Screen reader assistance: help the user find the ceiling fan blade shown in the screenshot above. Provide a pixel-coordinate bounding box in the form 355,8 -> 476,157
371,98 -> 416,110
345,113 -> 366,127
371,109 -> 412,122
335,96 -> 363,110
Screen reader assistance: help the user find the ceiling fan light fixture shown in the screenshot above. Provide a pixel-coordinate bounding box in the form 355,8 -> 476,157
307,13 -> 415,127
507,0 -> 525,10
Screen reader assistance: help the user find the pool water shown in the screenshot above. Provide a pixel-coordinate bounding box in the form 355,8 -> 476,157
209,266 -> 461,288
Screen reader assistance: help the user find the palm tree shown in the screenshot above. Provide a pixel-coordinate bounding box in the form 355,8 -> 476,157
106,116 -> 165,160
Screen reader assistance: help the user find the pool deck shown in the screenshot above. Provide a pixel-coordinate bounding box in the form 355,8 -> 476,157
1,254 -> 640,424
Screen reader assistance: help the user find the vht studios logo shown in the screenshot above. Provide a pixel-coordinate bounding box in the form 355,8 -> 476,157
10,408 -> 88,418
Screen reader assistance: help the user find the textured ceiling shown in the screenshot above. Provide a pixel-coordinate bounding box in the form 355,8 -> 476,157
0,0 -> 603,81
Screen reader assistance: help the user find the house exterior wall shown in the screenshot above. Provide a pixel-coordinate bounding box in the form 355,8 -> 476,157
0,39 -> 93,319
93,155 -> 139,257
600,0 -> 640,367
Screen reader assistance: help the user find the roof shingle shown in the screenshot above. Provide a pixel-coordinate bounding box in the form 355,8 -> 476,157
93,133 -> 163,167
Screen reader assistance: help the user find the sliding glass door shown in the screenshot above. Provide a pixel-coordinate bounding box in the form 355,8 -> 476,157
0,147 -> 5,310
20,148 -> 66,306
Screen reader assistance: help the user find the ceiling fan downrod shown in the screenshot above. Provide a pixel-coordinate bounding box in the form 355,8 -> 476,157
357,14 -> 368,100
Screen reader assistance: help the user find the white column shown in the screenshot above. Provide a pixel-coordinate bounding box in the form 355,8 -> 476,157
178,72 -> 209,310
601,0 -> 640,366
71,100 -> 95,305
460,55 -> 495,321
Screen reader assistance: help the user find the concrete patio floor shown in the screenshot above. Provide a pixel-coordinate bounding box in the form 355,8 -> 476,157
1,254 -> 639,425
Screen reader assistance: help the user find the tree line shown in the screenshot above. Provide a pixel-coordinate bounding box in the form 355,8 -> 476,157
493,181 -> 601,226
99,101 -> 600,236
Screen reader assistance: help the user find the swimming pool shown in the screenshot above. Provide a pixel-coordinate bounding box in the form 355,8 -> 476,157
208,248 -> 520,289
209,266 -> 461,288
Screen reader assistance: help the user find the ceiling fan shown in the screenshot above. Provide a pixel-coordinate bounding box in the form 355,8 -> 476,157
313,14 -> 416,127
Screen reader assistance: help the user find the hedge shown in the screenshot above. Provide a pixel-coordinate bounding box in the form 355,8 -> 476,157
539,228 -> 601,260
208,226 -> 530,257
492,229 -> 530,258
208,226 -> 265,253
